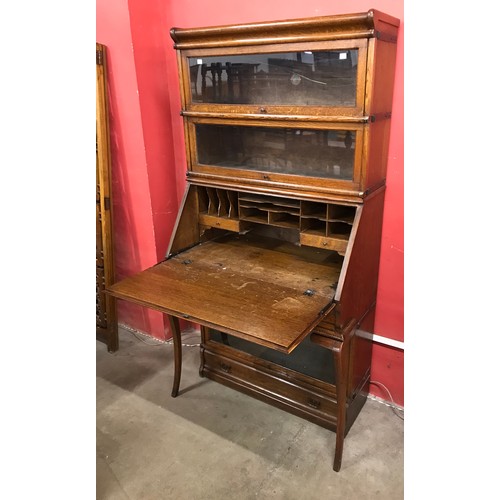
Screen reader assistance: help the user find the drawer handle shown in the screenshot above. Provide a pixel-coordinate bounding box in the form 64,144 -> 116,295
308,398 -> 321,409
220,362 -> 232,373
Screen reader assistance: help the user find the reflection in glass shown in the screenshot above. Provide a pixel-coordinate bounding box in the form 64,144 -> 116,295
189,50 -> 358,106
196,124 -> 355,180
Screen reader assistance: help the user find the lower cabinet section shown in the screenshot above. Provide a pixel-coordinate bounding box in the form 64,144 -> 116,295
201,329 -> 369,435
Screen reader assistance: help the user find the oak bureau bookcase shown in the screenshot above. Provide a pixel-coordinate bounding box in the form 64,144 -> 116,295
107,9 -> 399,471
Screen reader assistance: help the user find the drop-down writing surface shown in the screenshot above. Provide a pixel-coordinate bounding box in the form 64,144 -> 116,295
107,233 -> 342,352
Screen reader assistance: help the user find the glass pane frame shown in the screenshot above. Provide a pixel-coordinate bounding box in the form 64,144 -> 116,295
179,39 -> 369,118
186,117 -> 365,191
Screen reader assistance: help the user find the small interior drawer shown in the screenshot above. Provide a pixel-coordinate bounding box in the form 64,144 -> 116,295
300,233 -> 348,254
198,213 -> 246,232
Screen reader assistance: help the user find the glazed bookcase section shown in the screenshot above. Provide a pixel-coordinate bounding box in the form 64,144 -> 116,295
173,10 -> 399,200
195,123 -> 357,181
182,39 -> 368,117
187,118 -> 364,193
196,186 -> 356,254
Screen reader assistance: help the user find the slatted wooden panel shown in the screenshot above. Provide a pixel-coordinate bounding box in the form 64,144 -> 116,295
96,42 -> 118,352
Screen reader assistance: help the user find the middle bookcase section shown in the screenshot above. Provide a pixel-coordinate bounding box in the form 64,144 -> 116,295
195,124 -> 356,181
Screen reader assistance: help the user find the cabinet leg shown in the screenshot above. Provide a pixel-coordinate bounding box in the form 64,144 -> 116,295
168,315 -> 182,398
199,326 -> 208,377
333,339 -> 348,472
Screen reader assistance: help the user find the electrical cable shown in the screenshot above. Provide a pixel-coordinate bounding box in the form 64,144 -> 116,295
369,381 -> 404,420
129,330 -> 165,346
119,324 -> 200,347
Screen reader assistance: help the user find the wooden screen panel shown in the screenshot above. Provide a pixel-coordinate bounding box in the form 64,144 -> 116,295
96,42 -> 118,352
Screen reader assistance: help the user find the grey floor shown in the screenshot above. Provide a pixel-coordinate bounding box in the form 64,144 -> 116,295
97,327 -> 404,500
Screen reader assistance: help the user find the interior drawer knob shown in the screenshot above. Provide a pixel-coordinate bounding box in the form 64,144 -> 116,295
220,362 -> 232,373
308,398 -> 321,409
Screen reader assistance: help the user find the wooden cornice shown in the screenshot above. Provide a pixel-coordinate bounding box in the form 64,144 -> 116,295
170,9 -> 399,49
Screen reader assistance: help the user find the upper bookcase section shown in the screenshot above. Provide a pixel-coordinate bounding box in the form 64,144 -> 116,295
170,10 -> 399,198
171,10 -> 399,122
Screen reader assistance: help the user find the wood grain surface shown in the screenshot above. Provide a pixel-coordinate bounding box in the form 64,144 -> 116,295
107,233 -> 341,352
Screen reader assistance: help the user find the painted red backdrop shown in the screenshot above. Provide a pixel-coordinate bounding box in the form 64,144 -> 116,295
96,0 -> 404,406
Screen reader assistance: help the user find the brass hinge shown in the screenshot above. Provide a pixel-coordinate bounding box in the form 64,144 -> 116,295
96,49 -> 104,66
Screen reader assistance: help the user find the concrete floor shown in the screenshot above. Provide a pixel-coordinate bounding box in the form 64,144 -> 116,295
97,328 -> 404,499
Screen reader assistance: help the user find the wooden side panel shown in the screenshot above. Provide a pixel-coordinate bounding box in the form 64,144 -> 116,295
363,120 -> 393,192
166,183 -> 200,257
96,42 -> 118,352
366,38 -> 399,116
335,188 -> 385,328
362,38 -> 398,192
347,306 -> 375,398
334,204 -> 362,303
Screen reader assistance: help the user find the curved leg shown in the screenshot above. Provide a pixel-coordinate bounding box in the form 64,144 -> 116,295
168,315 -> 182,398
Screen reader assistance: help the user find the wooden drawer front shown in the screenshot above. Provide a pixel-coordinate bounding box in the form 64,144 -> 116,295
312,311 -> 343,341
198,213 -> 243,232
203,349 -> 337,420
300,233 -> 348,254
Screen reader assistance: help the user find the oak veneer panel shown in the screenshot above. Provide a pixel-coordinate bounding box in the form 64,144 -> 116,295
347,307 -> 375,398
335,189 -> 385,327
363,120 -> 393,194
365,38 -> 399,116
108,233 -> 341,352
167,184 -> 200,257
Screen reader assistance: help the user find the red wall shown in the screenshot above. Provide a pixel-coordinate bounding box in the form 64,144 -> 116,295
97,0 -> 404,406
